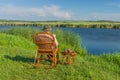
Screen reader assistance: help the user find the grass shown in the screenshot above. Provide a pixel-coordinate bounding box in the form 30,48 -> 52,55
0,46 -> 119,80
0,27 -> 39,41
0,28 -> 120,80
0,27 -> 87,55
0,33 -> 35,50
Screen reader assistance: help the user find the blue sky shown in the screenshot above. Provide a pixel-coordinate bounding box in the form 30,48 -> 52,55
0,0 -> 120,21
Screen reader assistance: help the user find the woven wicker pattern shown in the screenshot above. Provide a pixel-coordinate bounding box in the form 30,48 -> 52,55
33,32 -> 55,51
35,34 -> 53,43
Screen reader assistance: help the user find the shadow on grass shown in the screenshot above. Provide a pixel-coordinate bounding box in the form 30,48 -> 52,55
4,55 -> 34,63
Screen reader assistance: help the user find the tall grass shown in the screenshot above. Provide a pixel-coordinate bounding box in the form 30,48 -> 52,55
53,29 -> 87,55
0,27 -> 87,55
0,27 -> 39,41
0,33 -> 35,50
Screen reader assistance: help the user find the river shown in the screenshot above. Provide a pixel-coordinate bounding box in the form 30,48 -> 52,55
63,27 -> 120,54
0,26 -> 120,54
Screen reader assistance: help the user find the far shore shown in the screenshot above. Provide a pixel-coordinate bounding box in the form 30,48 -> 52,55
0,20 -> 120,29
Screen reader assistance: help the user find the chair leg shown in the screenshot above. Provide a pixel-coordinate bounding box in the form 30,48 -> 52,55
52,48 -> 58,67
52,54 -> 55,67
54,54 -> 57,66
34,50 -> 37,64
55,48 -> 59,65
33,50 -> 38,67
56,51 -> 59,64
62,56 -> 65,64
37,54 -> 41,64
69,57 -> 72,64
66,56 -> 69,64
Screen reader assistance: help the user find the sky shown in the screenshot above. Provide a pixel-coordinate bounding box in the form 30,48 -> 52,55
0,0 -> 120,21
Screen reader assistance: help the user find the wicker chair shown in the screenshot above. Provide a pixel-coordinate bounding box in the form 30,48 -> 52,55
32,32 -> 59,67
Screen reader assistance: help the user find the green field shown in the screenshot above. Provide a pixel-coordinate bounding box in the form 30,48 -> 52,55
0,20 -> 120,29
0,27 -> 120,80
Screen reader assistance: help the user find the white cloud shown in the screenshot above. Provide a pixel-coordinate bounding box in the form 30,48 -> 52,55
107,2 -> 120,8
73,13 -> 120,21
90,13 -> 120,21
0,5 -> 72,20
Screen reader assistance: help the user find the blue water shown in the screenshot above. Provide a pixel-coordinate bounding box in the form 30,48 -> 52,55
61,27 -> 120,54
0,26 -> 120,54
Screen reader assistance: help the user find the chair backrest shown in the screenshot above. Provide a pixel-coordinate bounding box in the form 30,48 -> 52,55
33,32 -> 55,53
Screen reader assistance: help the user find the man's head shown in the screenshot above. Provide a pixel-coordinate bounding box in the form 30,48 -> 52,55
43,26 -> 52,32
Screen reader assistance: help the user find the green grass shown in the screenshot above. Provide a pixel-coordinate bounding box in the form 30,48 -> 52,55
0,33 -> 35,50
0,27 -> 39,41
0,46 -> 119,80
0,28 -> 120,80
0,27 -> 87,55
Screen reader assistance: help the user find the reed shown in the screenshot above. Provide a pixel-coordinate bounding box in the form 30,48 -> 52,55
0,27 -> 87,55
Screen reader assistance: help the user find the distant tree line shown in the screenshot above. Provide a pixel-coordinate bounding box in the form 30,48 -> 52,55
0,21 -> 120,29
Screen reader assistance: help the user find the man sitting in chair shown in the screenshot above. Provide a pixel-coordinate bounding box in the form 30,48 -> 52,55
33,26 -> 59,67
42,26 -> 58,48
41,26 -> 59,59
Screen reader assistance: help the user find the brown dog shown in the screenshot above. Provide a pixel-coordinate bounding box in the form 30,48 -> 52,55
62,49 -> 76,64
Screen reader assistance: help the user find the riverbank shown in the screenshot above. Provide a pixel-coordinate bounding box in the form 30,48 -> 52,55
0,32 -> 120,80
1,26 -> 120,54
0,20 -> 120,29
0,27 -> 120,80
